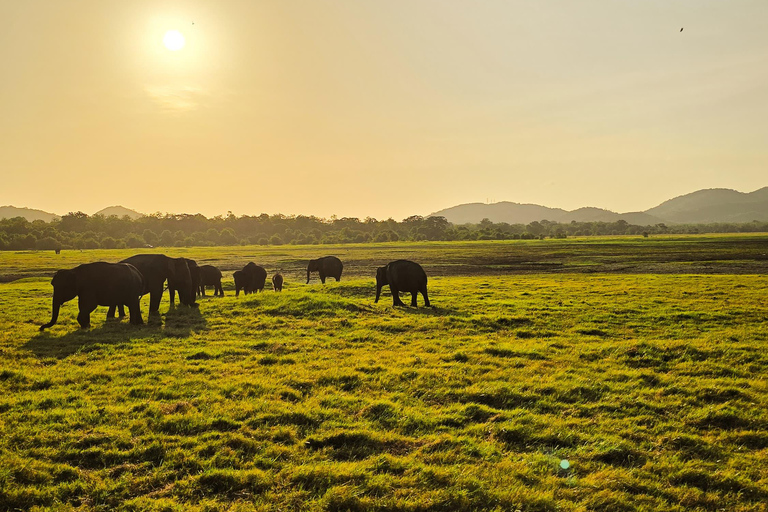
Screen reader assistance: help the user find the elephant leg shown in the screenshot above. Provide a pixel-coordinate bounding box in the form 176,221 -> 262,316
335,276 -> 340,282
411,291 -> 418,307
168,287 -> 176,307
391,287 -> 405,307
77,298 -> 96,329
107,305 -> 117,319
128,299 -> 143,325
148,286 -> 163,314
118,304 -> 126,318
200,285 -> 206,297
421,286 -> 431,307
216,283 -> 223,296
320,272 -> 326,284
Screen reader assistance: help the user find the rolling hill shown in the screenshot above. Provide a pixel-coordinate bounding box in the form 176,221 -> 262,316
94,206 -> 144,219
0,206 -> 59,222
430,202 -> 664,225
645,187 -> 768,224
0,205 -> 144,222
430,187 -> 768,225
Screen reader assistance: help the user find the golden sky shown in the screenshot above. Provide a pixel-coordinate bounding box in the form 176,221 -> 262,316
1,1 -> 767,219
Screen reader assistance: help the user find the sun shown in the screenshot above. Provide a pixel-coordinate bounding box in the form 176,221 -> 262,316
163,30 -> 186,51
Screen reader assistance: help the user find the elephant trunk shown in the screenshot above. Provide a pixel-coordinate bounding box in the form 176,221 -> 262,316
306,269 -> 311,284
40,297 -> 61,331
375,284 -> 382,303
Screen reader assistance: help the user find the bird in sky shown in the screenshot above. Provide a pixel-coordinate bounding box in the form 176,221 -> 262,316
680,27 -> 684,32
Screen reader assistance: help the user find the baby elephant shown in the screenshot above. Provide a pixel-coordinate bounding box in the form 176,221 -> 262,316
375,260 -> 430,307
234,270 -> 247,297
272,273 -> 284,292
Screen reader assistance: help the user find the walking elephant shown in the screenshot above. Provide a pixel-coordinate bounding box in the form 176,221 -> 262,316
40,262 -> 144,330
306,256 -> 343,284
107,254 -> 194,317
198,265 -> 224,296
375,260 -> 431,307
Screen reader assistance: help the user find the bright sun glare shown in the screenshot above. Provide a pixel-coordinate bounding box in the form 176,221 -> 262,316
163,30 -> 186,51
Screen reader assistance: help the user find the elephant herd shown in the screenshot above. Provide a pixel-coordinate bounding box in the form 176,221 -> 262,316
39,254 -> 431,332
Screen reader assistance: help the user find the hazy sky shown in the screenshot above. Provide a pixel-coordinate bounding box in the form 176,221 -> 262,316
2,1 -> 767,220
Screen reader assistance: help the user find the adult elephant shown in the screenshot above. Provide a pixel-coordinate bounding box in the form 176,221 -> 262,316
306,256 -> 343,284
108,254 -> 194,317
198,264 -> 223,296
168,258 -> 200,307
375,260 -> 431,307
40,262 -> 144,330
243,262 -> 267,293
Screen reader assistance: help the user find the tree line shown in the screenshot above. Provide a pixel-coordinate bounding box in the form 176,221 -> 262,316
1,212 -> 767,251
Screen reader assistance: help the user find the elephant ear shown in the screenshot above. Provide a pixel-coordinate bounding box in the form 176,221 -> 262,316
51,269 -> 78,301
375,266 -> 387,285
52,269 -> 76,287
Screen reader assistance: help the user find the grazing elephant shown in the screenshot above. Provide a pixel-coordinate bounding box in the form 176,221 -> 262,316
243,262 -> 267,293
40,262 -> 144,330
306,256 -> 343,284
169,258 -> 200,307
198,265 -> 224,297
108,254 -> 194,317
272,273 -> 284,292
375,260 -> 430,307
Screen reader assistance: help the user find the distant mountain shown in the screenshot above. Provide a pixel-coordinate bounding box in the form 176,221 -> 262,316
431,202 -> 664,225
430,187 -> 768,225
565,207 -> 663,225
645,187 -> 768,224
432,202 -> 568,225
0,205 -> 59,222
94,206 -> 144,219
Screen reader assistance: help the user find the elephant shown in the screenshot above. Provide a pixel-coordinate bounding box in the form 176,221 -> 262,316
243,262 -> 267,293
234,270 -> 247,296
375,260 -> 431,307
40,262 -> 144,330
198,264 -> 224,296
306,256 -> 343,284
272,273 -> 284,292
234,264 -> 267,296
108,254 -> 194,317
168,258 -> 199,307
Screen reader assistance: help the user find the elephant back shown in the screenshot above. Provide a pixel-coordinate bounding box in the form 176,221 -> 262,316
387,260 -> 427,289
321,256 -> 343,275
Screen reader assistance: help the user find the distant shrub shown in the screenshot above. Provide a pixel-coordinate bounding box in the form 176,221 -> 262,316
101,237 -> 118,249
124,233 -> 144,248
35,237 -> 59,250
219,228 -> 238,245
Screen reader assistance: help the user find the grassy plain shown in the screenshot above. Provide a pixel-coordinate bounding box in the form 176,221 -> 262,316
1,237 -> 767,511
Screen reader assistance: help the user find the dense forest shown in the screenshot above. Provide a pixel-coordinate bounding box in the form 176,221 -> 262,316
1,212 -> 767,250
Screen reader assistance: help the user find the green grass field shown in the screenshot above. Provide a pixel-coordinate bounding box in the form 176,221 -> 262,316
1,238 -> 767,511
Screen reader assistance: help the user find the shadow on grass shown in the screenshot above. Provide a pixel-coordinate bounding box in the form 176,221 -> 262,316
396,305 -> 462,317
24,306 -> 207,359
